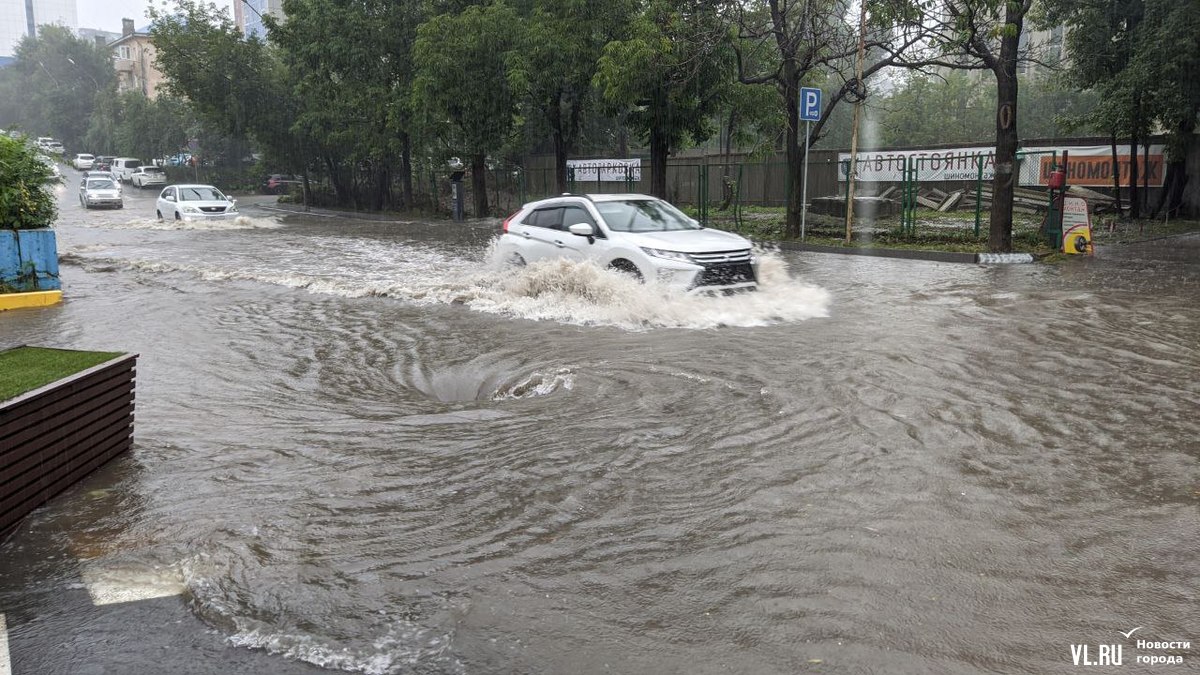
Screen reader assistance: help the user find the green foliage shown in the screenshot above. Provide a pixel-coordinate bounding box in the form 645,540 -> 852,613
85,92 -> 194,160
594,0 -> 729,152
0,25 -> 116,151
414,3 -> 520,157
0,135 -> 57,230
874,70 -> 1100,146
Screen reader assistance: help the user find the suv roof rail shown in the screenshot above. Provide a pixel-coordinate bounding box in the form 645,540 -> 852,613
558,192 -> 594,201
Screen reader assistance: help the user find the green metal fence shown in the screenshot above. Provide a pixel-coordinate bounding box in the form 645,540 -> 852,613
899,150 -> 1059,236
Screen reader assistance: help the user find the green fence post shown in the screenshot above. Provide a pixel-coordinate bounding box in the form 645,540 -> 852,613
975,154 -> 983,237
735,164 -> 744,231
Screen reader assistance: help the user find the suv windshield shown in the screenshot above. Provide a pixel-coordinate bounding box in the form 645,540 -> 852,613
595,199 -> 701,233
142,167 -> 164,174
179,186 -> 226,201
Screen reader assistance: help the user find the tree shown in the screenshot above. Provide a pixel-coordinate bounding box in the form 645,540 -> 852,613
0,25 -> 115,152
923,0 -> 1038,252
414,2 -> 521,217
1052,0 -> 1200,219
507,0 -> 633,193
0,135 -> 57,230
595,0 -> 731,199
728,0 -> 939,238
150,2 -> 310,187
272,0 -> 423,210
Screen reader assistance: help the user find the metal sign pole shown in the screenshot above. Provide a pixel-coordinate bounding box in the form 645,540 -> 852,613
801,120 -> 810,241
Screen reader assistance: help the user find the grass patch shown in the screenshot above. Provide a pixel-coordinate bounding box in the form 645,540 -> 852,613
1091,217 -> 1200,244
0,347 -> 125,402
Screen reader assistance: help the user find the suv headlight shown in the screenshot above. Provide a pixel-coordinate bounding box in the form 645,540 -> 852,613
640,247 -> 693,264
182,205 -> 199,213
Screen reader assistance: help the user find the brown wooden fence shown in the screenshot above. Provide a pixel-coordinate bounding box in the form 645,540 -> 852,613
1,354 -> 137,538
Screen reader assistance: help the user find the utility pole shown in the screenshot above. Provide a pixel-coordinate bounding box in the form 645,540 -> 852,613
844,0 -> 868,244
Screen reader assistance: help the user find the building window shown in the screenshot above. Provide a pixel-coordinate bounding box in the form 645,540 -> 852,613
115,45 -> 131,60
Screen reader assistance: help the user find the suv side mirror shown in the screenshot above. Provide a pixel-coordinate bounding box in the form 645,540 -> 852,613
567,223 -> 594,237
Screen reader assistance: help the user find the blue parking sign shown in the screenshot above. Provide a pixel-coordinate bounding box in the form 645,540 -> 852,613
800,87 -> 822,122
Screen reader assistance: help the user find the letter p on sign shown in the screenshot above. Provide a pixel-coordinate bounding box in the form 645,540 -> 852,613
800,87 -> 822,122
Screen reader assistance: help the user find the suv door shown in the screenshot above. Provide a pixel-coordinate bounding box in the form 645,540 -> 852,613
509,205 -> 563,263
555,203 -> 605,261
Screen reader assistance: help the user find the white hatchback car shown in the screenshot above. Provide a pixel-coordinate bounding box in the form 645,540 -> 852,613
73,153 -> 95,170
156,184 -> 239,221
498,194 -> 758,291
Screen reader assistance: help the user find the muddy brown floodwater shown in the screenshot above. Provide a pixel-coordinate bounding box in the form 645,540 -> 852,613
1,178 -> 1197,674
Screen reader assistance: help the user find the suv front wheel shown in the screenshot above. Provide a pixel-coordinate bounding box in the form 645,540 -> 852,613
609,259 -> 644,282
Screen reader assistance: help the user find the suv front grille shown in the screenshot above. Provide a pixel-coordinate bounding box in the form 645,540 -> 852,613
690,249 -> 756,287
199,206 -> 227,213
689,249 -> 752,265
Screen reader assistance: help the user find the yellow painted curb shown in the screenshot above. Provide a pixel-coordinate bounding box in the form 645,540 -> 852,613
0,290 -> 63,311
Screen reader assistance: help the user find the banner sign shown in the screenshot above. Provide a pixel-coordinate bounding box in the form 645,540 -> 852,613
567,158 -> 642,182
837,145 -> 1164,187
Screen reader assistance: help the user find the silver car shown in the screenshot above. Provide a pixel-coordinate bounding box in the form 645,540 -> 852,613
80,176 -> 124,209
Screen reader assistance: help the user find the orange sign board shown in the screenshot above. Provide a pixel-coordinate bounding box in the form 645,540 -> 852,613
1039,154 -> 1164,188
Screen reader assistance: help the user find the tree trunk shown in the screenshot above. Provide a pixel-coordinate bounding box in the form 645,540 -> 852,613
554,125 -> 569,195
782,78 -> 802,239
372,162 -> 387,211
988,16 -> 1022,253
649,124 -> 668,199
400,132 -> 413,210
471,153 -> 488,218
325,155 -> 349,206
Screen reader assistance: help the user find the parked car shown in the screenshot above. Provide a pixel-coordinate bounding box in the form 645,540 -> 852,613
73,153 -> 95,170
262,174 -> 301,194
111,157 -> 142,183
156,184 -> 239,221
93,156 -> 113,171
79,176 -> 123,209
130,166 -> 167,188
497,194 -> 759,292
44,141 -> 64,154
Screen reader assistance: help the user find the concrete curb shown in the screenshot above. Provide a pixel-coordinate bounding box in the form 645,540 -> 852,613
0,290 -> 63,312
755,240 -> 983,264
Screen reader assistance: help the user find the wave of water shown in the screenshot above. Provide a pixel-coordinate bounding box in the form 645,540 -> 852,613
78,215 -> 284,231
60,244 -> 830,330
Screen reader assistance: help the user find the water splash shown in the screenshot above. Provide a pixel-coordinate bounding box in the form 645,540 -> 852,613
61,242 -> 830,330
80,215 -> 284,231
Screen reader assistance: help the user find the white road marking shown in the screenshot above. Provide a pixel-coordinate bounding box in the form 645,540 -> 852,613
0,613 -> 11,675
82,564 -> 185,606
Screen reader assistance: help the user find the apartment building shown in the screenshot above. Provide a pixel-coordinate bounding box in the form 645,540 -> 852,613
108,18 -> 164,99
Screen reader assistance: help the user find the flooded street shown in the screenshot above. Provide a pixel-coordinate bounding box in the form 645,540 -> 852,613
1,174 -> 1197,674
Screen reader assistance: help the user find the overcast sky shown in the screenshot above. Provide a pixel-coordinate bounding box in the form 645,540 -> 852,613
79,0 -> 235,33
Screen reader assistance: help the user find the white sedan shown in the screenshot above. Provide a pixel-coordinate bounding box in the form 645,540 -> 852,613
156,184 -> 239,221
73,153 -> 95,170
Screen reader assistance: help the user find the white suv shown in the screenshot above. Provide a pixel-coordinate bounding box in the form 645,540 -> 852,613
498,194 -> 758,291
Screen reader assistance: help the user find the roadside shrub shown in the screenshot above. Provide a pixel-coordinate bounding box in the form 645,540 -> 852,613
0,136 -> 57,229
